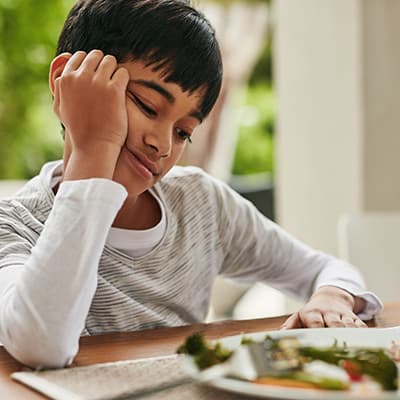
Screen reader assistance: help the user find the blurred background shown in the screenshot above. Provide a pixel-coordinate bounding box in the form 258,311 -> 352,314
0,0 -> 274,206
1,0 -> 400,319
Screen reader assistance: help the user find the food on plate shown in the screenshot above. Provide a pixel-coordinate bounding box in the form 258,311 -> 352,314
389,340 -> 400,362
177,332 -> 232,370
177,333 -> 398,391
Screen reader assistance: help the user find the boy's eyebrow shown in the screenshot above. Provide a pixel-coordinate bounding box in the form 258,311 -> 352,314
131,79 -> 175,103
131,79 -> 203,123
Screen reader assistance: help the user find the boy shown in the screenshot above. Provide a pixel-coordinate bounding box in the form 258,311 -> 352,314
0,0 -> 382,369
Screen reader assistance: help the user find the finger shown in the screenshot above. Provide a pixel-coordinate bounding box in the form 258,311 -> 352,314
112,67 -> 130,89
301,311 -> 325,328
62,51 -> 87,75
340,315 -> 359,327
324,313 -> 346,328
355,318 -> 368,328
280,312 -> 302,329
78,49 -> 104,72
96,54 -> 118,79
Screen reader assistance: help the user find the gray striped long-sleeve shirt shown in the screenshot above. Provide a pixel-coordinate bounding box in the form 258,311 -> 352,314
0,161 -> 382,368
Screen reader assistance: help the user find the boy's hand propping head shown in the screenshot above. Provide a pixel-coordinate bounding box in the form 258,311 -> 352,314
49,50 -> 130,180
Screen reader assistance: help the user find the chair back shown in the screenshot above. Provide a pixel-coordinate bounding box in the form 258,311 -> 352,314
338,213 -> 400,302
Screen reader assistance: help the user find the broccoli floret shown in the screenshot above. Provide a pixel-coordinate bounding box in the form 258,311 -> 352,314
177,332 -> 232,370
177,332 -> 208,356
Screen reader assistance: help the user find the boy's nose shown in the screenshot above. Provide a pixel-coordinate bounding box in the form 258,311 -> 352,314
143,131 -> 172,158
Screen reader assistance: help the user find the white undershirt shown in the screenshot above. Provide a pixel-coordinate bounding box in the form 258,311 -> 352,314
106,190 -> 166,258
52,170 -> 166,258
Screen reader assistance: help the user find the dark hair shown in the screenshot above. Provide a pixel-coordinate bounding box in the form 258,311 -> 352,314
56,0 -> 223,119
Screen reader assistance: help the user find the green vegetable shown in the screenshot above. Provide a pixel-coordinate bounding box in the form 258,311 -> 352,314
283,372 -> 349,390
177,332 -> 208,355
241,336 -> 255,345
177,332 -> 232,370
299,346 -> 398,391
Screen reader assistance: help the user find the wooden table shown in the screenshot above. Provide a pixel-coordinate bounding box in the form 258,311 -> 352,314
1,303 -> 400,399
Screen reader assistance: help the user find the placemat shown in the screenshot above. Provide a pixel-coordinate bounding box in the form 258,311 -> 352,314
12,354 -> 253,400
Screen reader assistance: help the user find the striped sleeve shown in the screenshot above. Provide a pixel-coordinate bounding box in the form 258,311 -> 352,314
206,174 -> 383,319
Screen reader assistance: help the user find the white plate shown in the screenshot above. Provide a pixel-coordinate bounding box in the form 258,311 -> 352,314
185,326 -> 400,399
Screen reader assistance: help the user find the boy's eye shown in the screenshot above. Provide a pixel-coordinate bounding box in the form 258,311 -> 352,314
130,93 -> 157,117
176,128 -> 192,143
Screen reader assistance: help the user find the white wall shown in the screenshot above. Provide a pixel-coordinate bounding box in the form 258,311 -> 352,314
0,181 -> 26,198
274,0 -> 400,255
362,2 -> 400,210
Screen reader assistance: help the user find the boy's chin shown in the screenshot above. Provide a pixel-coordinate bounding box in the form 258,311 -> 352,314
112,172 -> 155,198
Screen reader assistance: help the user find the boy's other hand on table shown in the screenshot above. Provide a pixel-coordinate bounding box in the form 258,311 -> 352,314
281,286 -> 367,329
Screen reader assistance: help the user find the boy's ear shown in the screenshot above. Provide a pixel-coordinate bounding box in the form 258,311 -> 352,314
49,53 -> 72,96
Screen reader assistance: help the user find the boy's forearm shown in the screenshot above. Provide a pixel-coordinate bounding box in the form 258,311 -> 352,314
0,179 -> 127,368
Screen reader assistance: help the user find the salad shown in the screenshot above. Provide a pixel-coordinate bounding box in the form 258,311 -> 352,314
177,332 -> 399,392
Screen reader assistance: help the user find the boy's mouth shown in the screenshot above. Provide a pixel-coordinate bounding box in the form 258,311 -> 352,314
125,145 -> 160,176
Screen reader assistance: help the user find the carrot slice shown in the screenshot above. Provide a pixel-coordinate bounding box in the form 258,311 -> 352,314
253,377 -> 320,389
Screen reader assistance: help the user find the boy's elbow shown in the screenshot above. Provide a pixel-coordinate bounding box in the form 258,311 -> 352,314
6,336 -> 78,369
19,347 -> 76,370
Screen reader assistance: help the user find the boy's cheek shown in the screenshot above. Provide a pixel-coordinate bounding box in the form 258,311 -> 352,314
126,107 -> 148,136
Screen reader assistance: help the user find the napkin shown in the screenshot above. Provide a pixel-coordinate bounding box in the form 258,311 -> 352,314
12,354 -> 245,400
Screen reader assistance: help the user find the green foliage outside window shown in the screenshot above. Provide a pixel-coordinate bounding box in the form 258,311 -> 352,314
231,27 -> 275,177
0,0 -> 274,180
0,0 -> 73,179
232,83 -> 275,176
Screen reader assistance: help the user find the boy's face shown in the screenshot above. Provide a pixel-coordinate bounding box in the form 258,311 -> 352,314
111,60 -> 204,196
